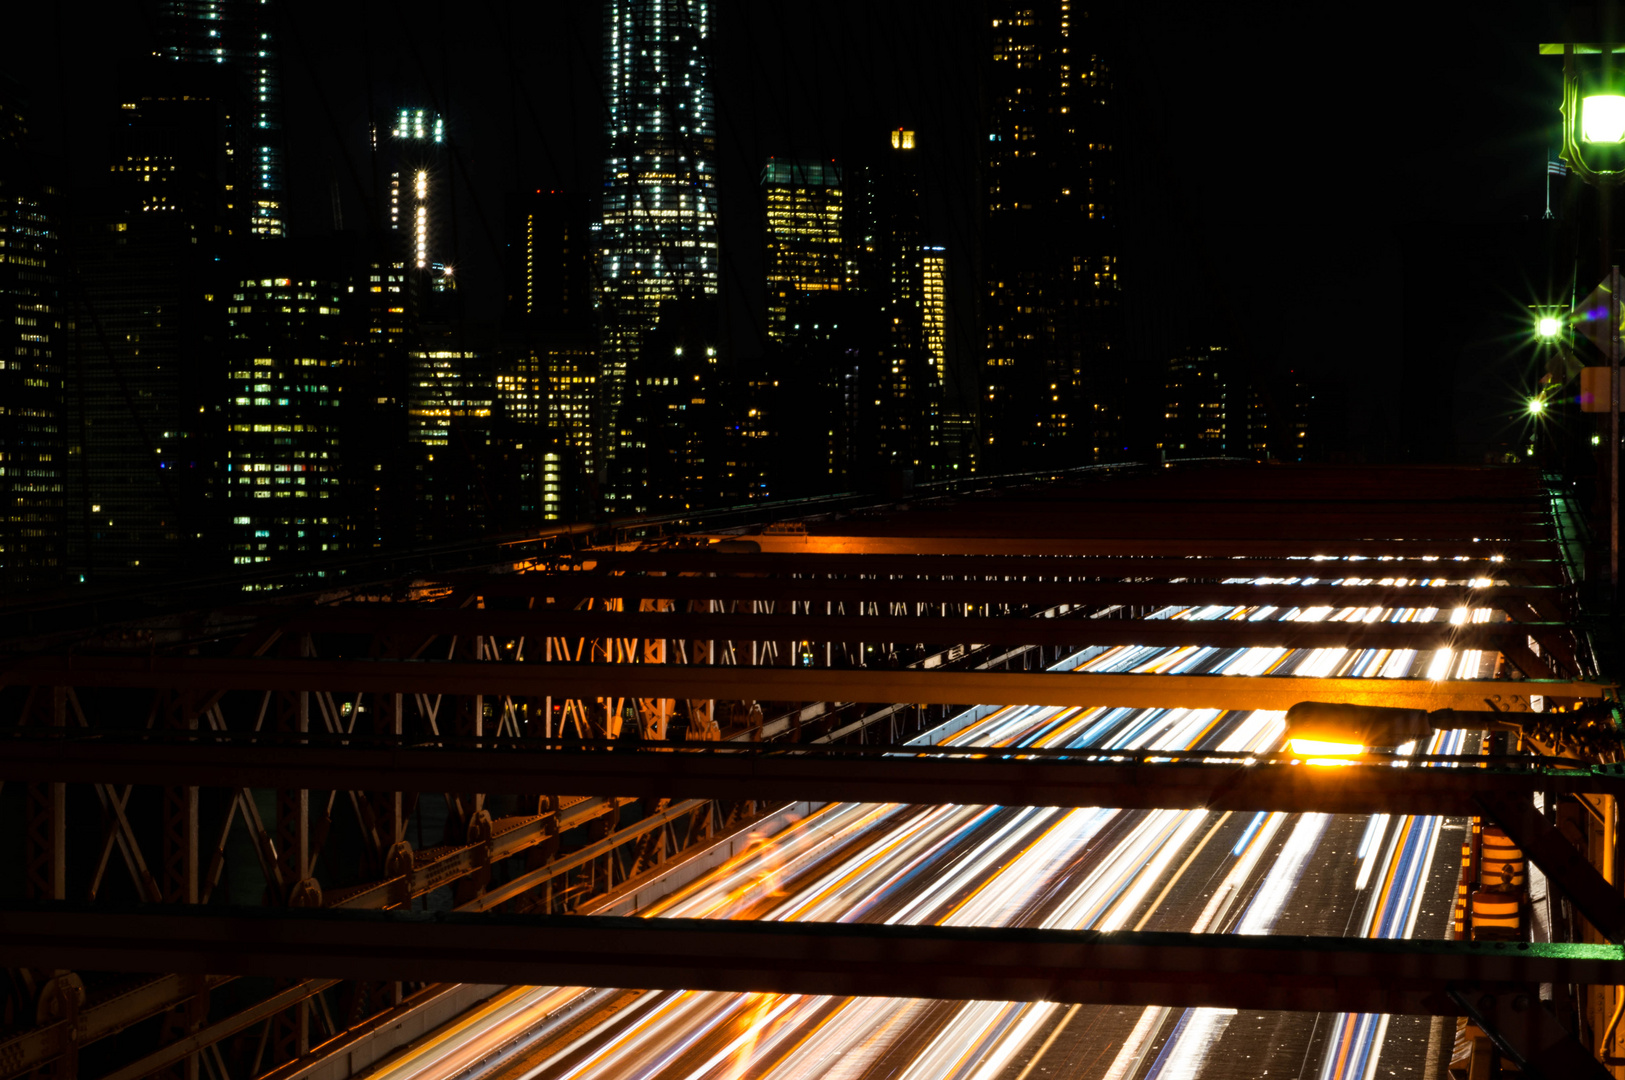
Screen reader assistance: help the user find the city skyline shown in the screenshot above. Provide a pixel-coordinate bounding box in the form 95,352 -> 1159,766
0,0 -> 1571,592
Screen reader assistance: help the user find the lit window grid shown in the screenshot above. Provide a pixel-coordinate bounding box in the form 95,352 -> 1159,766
600,0 -> 719,431
221,278 -> 344,558
923,253 -> 947,384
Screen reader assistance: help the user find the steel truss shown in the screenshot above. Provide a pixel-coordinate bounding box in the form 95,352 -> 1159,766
0,463 -> 1615,1080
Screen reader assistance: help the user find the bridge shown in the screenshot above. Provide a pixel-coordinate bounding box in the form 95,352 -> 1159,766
2,463 -> 1619,1080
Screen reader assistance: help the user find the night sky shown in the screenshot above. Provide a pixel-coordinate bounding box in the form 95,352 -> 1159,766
3,0 -> 1580,464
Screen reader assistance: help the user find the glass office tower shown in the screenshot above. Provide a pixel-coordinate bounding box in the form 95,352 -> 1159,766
761,160 -> 843,343
984,1 -> 1122,468
600,0 -> 719,469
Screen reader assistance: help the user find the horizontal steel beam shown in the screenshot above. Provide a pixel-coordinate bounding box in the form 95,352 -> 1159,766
478,577 -> 1558,611
2,905 -> 1618,1016
4,737 -> 1618,817
262,608 -> 1565,652
729,535 -> 1556,559
1,657 -> 1591,710
721,514 -> 1553,541
583,550 -> 1559,583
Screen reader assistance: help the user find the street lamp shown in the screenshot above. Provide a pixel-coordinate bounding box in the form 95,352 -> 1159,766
1550,39 -> 1625,593
1528,394 -> 1548,417
1584,93 -> 1625,145
1537,314 -> 1564,340
1283,702 -> 1515,761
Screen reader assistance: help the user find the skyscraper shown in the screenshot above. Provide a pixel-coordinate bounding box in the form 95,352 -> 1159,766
221,243 -> 345,566
384,107 -> 452,299
152,0 -> 288,238
983,1 -> 1122,469
501,190 -> 600,520
1163,345 -> 1231,456
846,130 -> 939,478
0,77 -> 64,590
65,65 -> 242,579
761,160 -> 844,342
601,0 -> 719,469
923,246 -> 947,384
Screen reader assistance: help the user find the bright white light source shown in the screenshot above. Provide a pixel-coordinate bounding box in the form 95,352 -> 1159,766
1585,94 -> 1625,142
1289,738 -> 1364,757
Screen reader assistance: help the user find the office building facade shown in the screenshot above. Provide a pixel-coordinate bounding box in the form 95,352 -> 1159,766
984,1 -> 1122,469
0,78 -> 64,590
221,246 -> 345,566
502,189 -> 600,519
600,0 -> 719,470
762,160 -> 843,342
65,66 -> 244,579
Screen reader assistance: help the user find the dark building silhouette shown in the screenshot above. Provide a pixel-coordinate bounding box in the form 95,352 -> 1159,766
616,298 -> 732,513
501,189 -> 599,522
0,76 -> 64,591
409,324 -> 498,539
340,232 -> 415,553
1162,345 -> 1311,462
844,130 -> 941,484
983,1 -> 1123,470
64,64 -> 248,580
762,290 -> 878,496
151,0 -> 288,238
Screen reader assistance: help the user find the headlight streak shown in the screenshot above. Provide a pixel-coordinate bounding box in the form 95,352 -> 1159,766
403,575 -> 1494,1080
1315,727 -> 1466,1080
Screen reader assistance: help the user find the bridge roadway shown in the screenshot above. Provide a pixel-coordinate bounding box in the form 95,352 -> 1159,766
369,586 -> 1492,1080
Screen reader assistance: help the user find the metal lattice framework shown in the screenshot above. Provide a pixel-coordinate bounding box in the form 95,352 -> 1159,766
1,463 -> 1621,1080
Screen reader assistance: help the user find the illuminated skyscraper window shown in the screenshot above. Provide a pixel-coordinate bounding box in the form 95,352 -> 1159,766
984,1 -> 1122,468
761,160 -> 843,342
386,108 -> 450,296
601,0 -> 719,458
923,247 -> 947,384
221,261 -> 346,566
0,77 -> 64,589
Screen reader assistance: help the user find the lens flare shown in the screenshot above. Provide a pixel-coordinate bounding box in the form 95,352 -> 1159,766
1289,737 -> 1365,757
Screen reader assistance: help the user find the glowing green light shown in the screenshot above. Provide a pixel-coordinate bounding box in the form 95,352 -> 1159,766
1584,95 -> 1625,143
1527,396 -> 1546,416
1536,316 -> 1562,339
1594,433 -> 1604,446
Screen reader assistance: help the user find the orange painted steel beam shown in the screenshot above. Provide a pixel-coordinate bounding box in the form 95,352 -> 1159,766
482,577 -> 1562,613
261,608 -> 1563,652
583,551 -> 1558,580
1,656 -> 1594,711
721,536 -> 1555,558
4,737 -> 1621,817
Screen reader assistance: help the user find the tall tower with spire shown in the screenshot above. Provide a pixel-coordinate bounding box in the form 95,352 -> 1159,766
600,0 -> 719,479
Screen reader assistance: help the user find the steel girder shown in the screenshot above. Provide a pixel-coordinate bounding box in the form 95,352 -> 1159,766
258,609 -> 1568,651
248,607 -> 1581,682
728,535 -> 1558,558
4,736 -> 1623,819
2,905 -> 1619,1020
581,550 -> 1564,585
4,657 -> 1593,711
470,576 -> 1565,615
